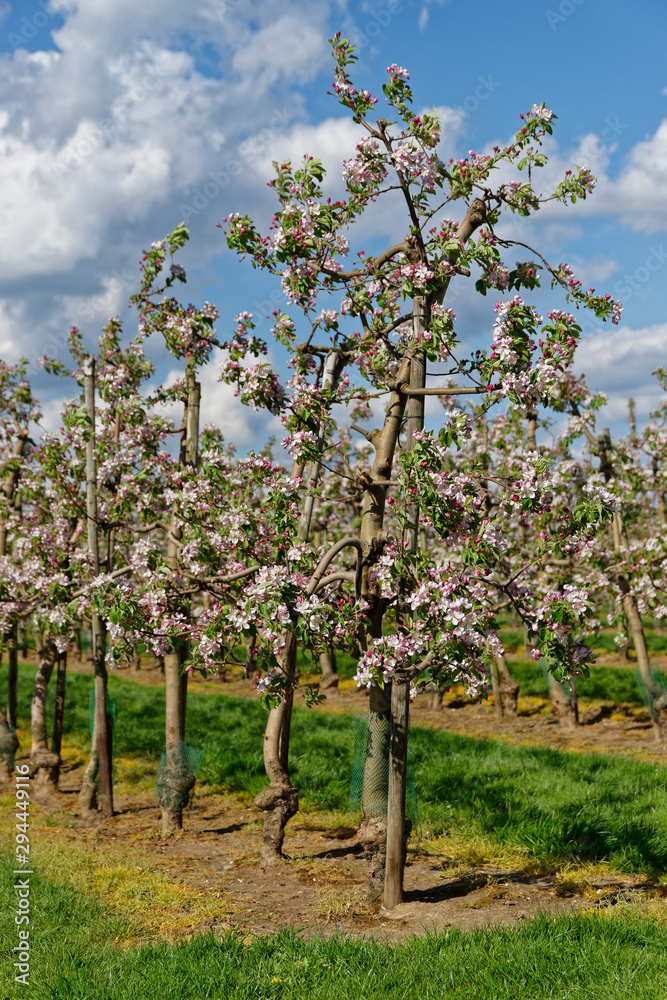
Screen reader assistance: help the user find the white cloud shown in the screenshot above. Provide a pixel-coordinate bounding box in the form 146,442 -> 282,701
0,0 -> 344,388
0,300 -> 29,364
594,120 -> 667,233
249,115 -> 361,194
574,321 -> 667,426
156,351 -> 269,450
567,257 -> 619,285
0,0 -> 665,460
491,117 -> 667,236
231,12 -> 329,90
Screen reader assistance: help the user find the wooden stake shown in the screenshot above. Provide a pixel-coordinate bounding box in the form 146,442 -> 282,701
84,356 -> 113,818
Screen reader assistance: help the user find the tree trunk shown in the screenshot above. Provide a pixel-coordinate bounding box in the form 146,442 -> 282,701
356,361 -> 405,896
160,644 -> 188,834
384,297 -> 427,908
93,619 -> 114,816
372,204 -> 486,908
3,627 -> 19,782
0,432 -> 27,557
30,641 -> 60,800
50,652 -> 67,785
131,644 -> 142,672
243,635 -> 257,680
497,654 -> 519,716
0,429 -> 26,753
319,648 -> 339,692
618,639 -> 632,662
79,710 -> 98,816
0,705 -> 18,783
491,656 -> 503,721
159,359 -> 199,834
358,683 -> 391,899
81,356 -> 113,818
599,428 -> 667,741
297,351 -> 340,542
254,349 -> 342,859
426,681 -> 443,710
254,629 -> 299,867
548,671 -> 578,729
384,676 -> 410,909
7,629 -> 18,732
621,584 -> 667,742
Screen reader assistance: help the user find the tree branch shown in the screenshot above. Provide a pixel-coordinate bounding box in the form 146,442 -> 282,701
306,536 -> 363,597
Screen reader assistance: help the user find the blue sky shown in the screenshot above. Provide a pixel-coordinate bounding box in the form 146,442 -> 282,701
1,0 -> 666,445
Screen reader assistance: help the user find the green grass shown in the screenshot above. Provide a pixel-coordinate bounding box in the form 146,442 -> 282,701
5,668 -> 667,997
504,657 -> 647,705
296,647 -> 358,677
2,853 -> 667,999
410,730 -> 667,871
500,627 -> 667,656
8,668 -> 667,874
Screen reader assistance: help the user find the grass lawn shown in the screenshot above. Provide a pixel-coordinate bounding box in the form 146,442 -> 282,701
6,668 -> 667,871
2,853 -> 667,999
2,664 -> 667,997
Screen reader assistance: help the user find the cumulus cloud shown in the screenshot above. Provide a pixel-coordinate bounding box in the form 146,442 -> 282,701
0,0 -> 665,458
156,350 -> 269,450
574,322 -> 667,425
0,0 -> 335,375
483,114 -> 667,237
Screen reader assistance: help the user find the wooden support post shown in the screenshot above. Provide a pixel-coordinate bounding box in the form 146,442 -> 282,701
84,356 -> 113,818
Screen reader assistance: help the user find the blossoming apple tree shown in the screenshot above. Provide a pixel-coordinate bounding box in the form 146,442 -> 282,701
210,37 -> 621,904
0,36 -> 630,910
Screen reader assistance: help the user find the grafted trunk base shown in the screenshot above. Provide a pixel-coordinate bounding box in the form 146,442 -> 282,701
499,670 -> 520,717
255,783 -> 299,868
30,750 -> 60,801
160,806 -> 184,836
319,651 -> 339,693
499,680 -> 519,716
79,777 -> 98,818
652,706 -> 667,744
359,814 -> 413,902
157,759 -> 195,835
422,681 -> 443,710
358,815 -> 387,901
0,719 -> 19,782
550,691 -> 578,729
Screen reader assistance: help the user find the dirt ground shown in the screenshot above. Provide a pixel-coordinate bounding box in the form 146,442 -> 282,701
12,653 -> 666,944
46,787 -> 662,944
